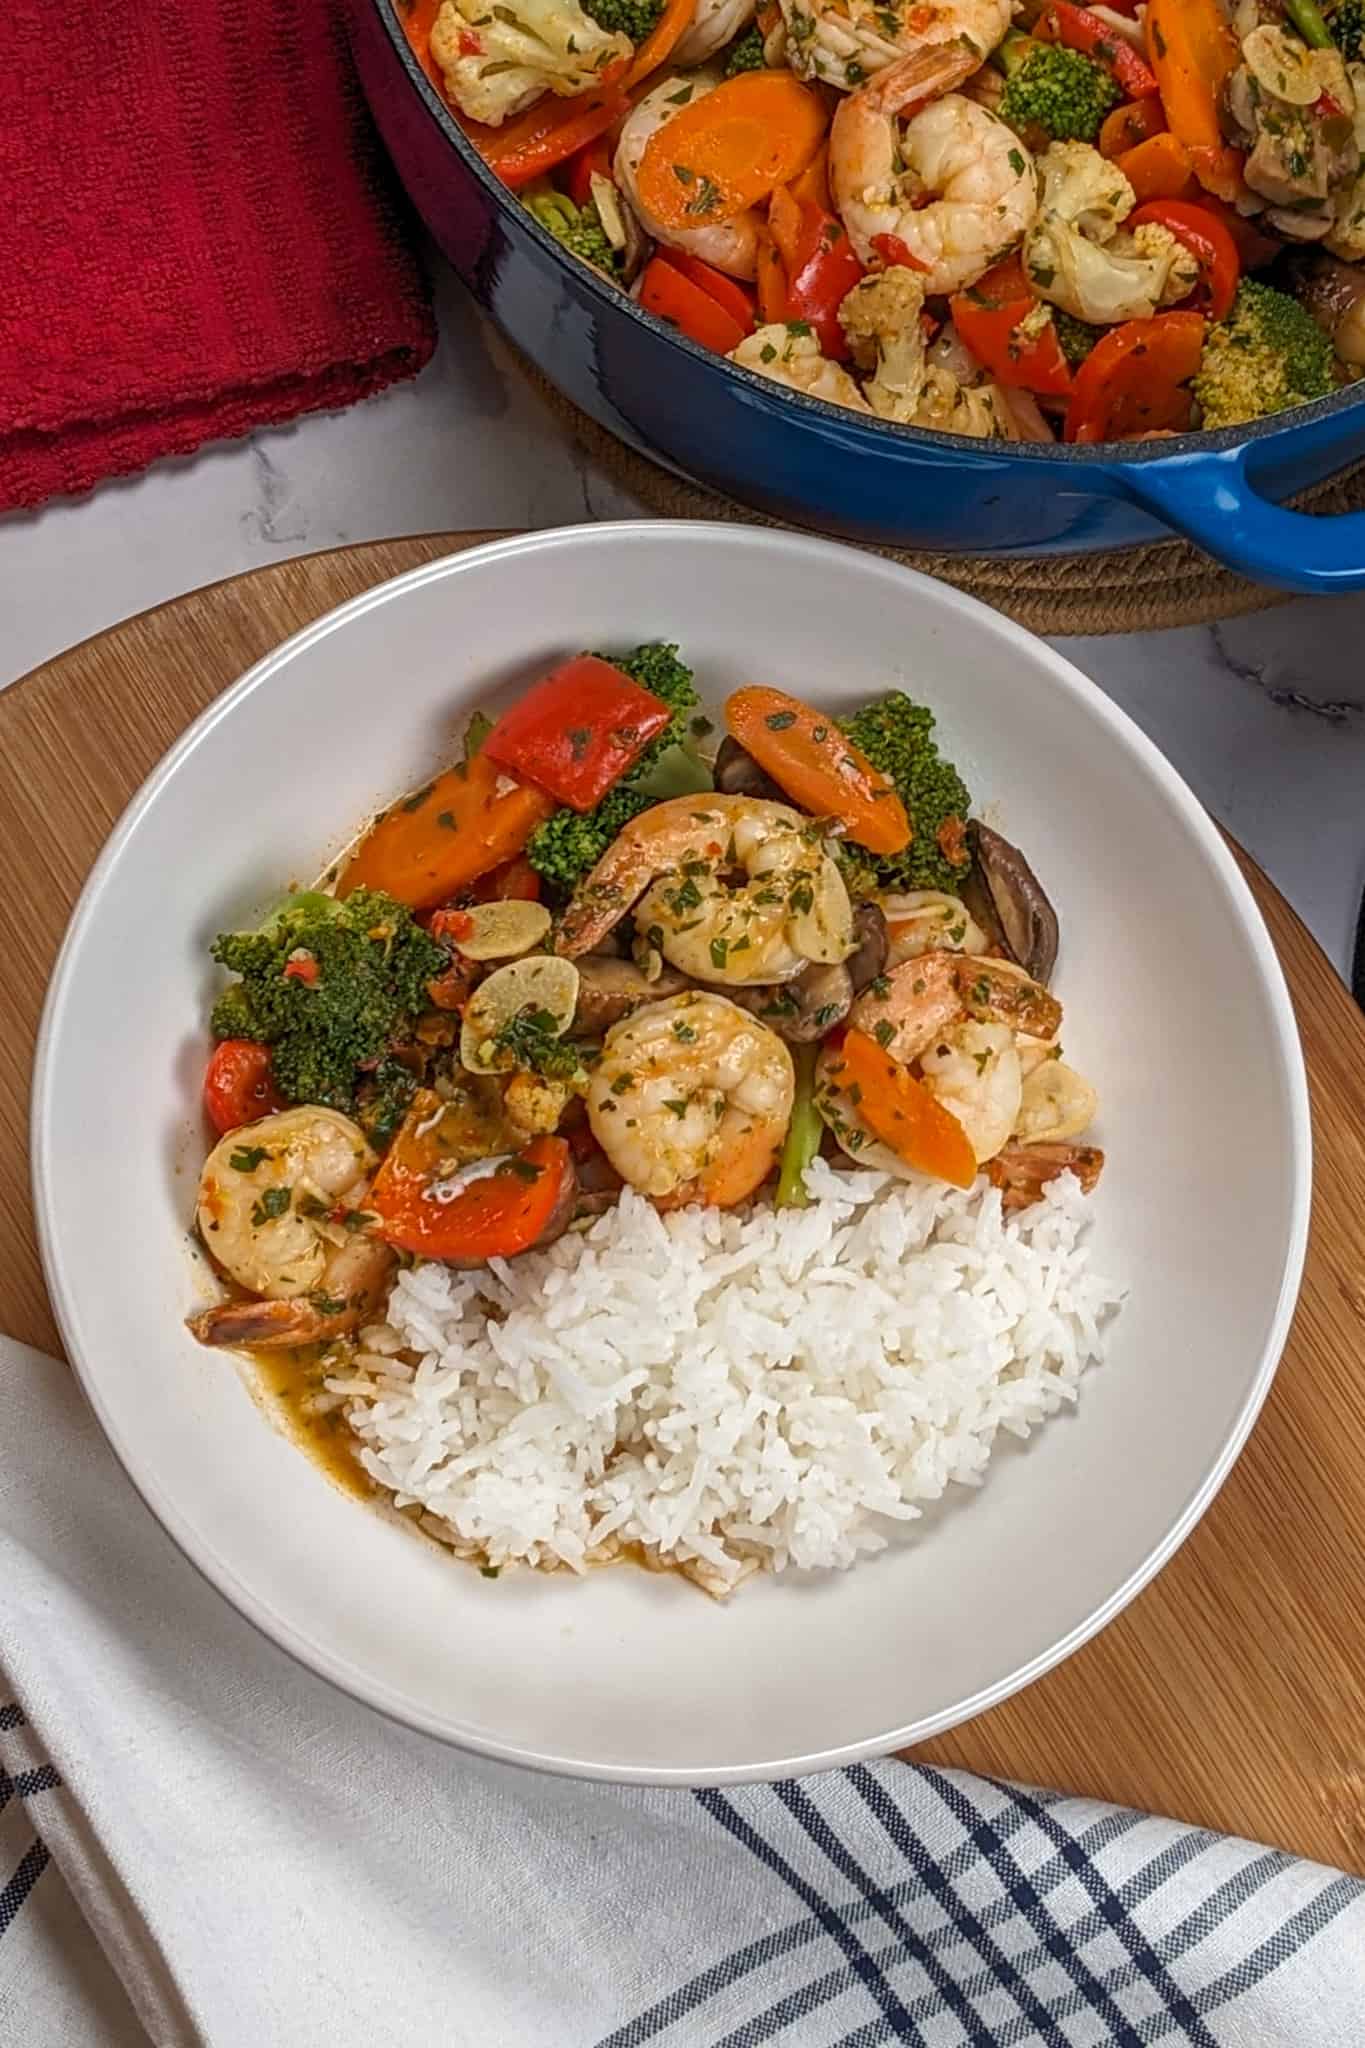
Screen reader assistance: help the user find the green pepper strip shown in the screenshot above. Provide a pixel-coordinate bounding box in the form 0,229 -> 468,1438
1284,0 -> 1335,50
775,1043 -> 822,1209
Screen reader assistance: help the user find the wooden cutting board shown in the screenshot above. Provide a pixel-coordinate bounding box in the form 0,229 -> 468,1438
4,533 -> 1363,1872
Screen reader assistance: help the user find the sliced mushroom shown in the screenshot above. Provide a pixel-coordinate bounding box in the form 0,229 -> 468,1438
714,735 -> 785,801
569,956 -> 692,1036
844,903 -> 888,993
717,958 -> 853,1043
985,1140 -> 1103,1213
966,822 -> 1059,985
1293,251 -> 1365,366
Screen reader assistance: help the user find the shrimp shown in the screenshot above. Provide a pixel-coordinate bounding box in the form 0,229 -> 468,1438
188,1108 -> 394,1350
674,0 -> 757,66
918,1018 -> 1021,1163
780,0 -> 1009,95
586,992 -> 795,1205
849,952 -> 1061,1065
831,80 -> 1038,289
879,889 -> 990,969
615,76 -> 761,279
554,793 -> 854,986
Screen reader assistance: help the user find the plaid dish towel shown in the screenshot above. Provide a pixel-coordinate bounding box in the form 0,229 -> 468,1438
1,1336 -> 1361,2048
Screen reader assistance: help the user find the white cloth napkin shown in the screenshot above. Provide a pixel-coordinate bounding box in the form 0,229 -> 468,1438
2,1334 -> 1361,2048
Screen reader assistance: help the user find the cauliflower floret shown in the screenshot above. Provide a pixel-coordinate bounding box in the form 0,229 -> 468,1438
913,366 -> 1013,438
429,0 -> 631,127
837,272 -> 1012,438
837,268 -> 930,422
730,324 -> 873,413
1130,222 -> 1201,305
1024,142 -> 1199,324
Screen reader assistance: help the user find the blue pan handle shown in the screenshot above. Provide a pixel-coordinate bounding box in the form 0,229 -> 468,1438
1118,444 -> 1365,594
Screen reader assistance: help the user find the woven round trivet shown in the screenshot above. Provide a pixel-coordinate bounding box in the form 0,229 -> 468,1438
524,358 -> 1365,634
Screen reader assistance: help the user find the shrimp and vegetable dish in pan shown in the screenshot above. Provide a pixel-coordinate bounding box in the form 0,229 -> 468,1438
190,644 -> 1121,1594
400,0 -> 1365,442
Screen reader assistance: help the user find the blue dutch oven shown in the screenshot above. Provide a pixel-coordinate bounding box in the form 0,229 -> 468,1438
352,0 -> 1365,592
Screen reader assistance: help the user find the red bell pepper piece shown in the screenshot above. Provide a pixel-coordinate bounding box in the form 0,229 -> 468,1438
783,206 -> 866,359
1045,3 -> 1159,97
658,251 -> 756,335
1194,195 -> 1281,272
638,256 -> 749,354
473,856 -> 543,903
482,654 -> 674,811
476,69 -> 628,192
871,231 -> 930,274
1128,198 -> 1240,321
949,255 -> 1074,397
565,136 -> 613,210
203,1041 -> 285,1136
1065,310 -> 1206,443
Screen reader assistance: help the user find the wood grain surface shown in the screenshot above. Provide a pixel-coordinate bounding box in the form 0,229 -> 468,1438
3,535 -> 1362,1872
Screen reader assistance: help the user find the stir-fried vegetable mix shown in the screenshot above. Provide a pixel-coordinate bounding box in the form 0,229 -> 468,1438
193,640 -> 1102,1364
399,0 -> 1365,441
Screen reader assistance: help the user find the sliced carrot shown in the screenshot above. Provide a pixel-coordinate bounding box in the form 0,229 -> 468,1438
639,256 -> 748,353
1144,0 -> 1244,202
1099,97 -> 1166,159
1115,130 -> 1195,202
636,72 -> 826,232
790,142 -> 831,213
767,182 -> 804,274
755,226 -> 789,322
371,1132 -> 575,1261
833,1030 -> 976,1189
338,754 -> 554,910
624,0 -> 697,88
724,687 -> 910,855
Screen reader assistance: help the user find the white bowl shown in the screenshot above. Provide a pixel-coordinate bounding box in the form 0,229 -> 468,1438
33,524 -> 1310,1783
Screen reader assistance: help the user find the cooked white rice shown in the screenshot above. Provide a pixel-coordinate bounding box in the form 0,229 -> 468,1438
331,1160 -> 1123,1594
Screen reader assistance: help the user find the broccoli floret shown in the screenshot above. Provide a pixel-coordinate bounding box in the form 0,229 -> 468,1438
526,190 -> 619,277
1052,307 -> 1100,366
839,693 -> 973,895
581,0 -> 664,39
1193,279 -> 1336,431
996,32 -> 1120,143
526,644 -> 700,898
723,23 -> 767,73
1329,0 -> 1365,59
209,889 -> 444,1113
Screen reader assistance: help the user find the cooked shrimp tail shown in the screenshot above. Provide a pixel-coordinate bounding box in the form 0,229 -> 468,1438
190,1108 -> 391,1351
188,1231 -> 393,1350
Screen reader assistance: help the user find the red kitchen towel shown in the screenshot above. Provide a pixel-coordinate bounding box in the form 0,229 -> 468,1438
0,3 -> 436,512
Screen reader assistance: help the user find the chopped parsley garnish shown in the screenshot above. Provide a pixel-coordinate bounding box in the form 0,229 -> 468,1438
228,1145 -> 268,1172
251,1186 -> 291,1226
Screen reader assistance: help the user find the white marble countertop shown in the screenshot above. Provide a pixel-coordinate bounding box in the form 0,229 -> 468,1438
5,260 -> 1364,978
